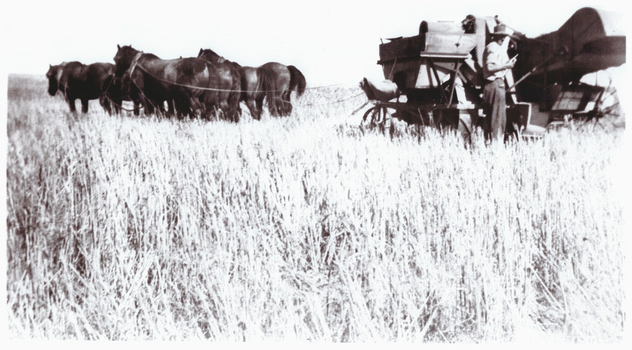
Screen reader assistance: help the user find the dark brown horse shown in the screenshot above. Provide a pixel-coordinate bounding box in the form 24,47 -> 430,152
266,62 -> 306,116
46,61 -> 119,114
114,45 -> 241,120
198,49 -> 264,119
198,48 -> 306,119
114,45 -> 179,117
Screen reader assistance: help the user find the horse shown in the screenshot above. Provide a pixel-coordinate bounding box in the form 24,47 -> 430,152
113,45 -> 177,117
198,48 -> 306,118
254,62 -> 306,116
46,61 -> 119,114
198,49 -> 264,120
114,45 -> 241,120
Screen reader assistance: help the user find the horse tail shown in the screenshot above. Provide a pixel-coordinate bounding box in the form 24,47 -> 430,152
258,67 -> 278,113
288,65 -> 306,97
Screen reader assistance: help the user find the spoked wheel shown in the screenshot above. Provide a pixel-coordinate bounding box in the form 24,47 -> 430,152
584,85 -> 623,129
361,104 -> 391,130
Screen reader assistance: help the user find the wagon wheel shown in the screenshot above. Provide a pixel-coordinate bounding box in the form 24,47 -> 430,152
361,104 -> 391,129
588,85 -> 622,129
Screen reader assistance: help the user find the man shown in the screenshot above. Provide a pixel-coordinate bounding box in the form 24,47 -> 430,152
482,24 -> 517,141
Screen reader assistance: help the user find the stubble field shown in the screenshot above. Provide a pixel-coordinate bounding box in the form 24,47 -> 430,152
5,74 -> 627,341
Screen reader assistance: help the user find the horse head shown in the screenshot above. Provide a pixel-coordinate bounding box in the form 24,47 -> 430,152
114,45 -> 141,77
46,64 -> 64,96
198,48 -> 225,64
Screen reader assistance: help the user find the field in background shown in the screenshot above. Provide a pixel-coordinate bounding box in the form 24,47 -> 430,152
6,74 -> 626,341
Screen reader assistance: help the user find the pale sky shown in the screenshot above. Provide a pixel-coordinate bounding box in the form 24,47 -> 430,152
1,0 -> 628,86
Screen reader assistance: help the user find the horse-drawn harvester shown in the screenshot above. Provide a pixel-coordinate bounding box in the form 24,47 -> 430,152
360,7 -> 625,138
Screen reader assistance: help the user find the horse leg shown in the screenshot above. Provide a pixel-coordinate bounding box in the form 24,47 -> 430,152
67,98 -> 77,113
204,92 -> 222,120
279,92 -> 287,116
172,98 -> 184,118
182,99 -> 195,119
111,94 -> 123,115
270,93 -> 284,117
204,104 -> 217,120
201,96 -> 213,119
219,102 -> 229,121
81,98 -> 89,113
236,104 -> 242,121
199,102 -> 210,120
166,99 -> 177,118
255,97 -> 265,118
143,97 -> 155,116
245,99 -> 260,120
189,95 -> 205,119
113,96 -> 122,115
100,95 -> 112,115
179,100 -> 190,119
230,101 -> 241,123
109,96 -> 122,115
220,101 -> 238,123
281,91 -> 292,116
199,93 -> 211,120
267,96 -> 278,117
184,93 -> 203,118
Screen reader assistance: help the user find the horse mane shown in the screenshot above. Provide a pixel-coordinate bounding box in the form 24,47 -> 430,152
199,48 -> 242,70
143,53 -> 160,60
63,61 -> 84,67
199,48 -> 219,56
228,60 -> 242,68
198,48 -> 221,62
117,45 -> 158,60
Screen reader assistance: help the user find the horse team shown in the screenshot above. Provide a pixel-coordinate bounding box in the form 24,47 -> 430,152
46,45 -> 307,121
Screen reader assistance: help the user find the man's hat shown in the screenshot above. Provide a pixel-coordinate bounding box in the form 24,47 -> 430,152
492,24 -> 512,36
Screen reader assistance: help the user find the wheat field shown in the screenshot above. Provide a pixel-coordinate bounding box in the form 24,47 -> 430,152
5,74 -> 627,341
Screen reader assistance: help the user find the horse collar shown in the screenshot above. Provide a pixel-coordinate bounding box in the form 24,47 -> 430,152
129,52 -> 143,75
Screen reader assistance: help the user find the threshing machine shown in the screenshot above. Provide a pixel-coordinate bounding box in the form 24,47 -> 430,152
360,7 -> 625,137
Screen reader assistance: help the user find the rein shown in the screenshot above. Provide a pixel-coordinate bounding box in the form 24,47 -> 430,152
122,51 -> 229,92
130,57 -> 295,94
120,52 -> 343,97
134,63 -> 246,92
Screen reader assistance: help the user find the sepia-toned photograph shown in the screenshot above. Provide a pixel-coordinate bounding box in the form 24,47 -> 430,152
3,0 -> 628,342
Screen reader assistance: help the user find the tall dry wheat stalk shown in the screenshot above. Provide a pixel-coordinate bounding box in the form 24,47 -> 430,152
6,75 -> 626,341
